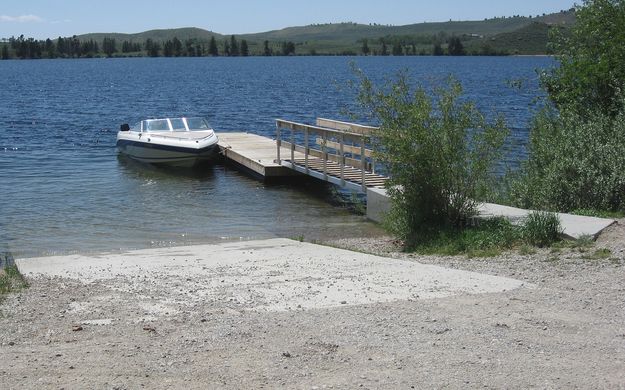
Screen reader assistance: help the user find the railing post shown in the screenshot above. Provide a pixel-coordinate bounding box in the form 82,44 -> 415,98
304,127 -> 309,175
322,130 -> 328,182
360,136 -> 366,192
276,121 -> 281,164
339,133 -> 345,187
290,124 -> 295,163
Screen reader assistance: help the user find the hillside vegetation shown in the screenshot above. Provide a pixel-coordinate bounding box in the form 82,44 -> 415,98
1,9 -> 574,59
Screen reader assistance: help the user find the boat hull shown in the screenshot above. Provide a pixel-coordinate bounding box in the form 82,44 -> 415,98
116,139 -> 221,168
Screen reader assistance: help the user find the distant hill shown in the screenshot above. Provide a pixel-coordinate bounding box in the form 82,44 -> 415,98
76,10 -> 574,49
240,17 -> 539,42
5,9 -> 573,58
465,22 -> 553,55
78,27 -> 224,43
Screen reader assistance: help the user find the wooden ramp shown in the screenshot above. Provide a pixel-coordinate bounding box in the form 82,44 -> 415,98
218,118 -> 390,193
283,157 -> 388,192
276,118 -> 389,193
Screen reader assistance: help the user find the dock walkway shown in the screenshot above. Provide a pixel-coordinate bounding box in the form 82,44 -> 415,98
217,118 -> 389,193
217,132 -> 299,178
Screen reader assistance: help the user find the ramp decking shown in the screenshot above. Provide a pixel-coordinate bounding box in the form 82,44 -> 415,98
217,132 -> 301,178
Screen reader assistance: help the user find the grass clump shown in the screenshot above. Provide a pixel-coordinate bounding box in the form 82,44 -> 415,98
410,217 -> 519,257
518,244 -> 537,256
582,248 -> 612,260
292,234 -> 305,243
521,211 -> 563,248
0,265 -> 28,300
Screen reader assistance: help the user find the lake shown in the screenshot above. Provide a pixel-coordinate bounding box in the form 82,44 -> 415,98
0,56 -> 554,258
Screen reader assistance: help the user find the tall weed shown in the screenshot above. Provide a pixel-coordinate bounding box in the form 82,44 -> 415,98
522,211 -> 563,247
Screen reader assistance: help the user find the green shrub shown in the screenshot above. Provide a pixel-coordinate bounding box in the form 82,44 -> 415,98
354,70 -> 508,246
541,0 -> 625,117
511,108 -> 625,213
522,211 -> 563,247
513,1 -> 625,215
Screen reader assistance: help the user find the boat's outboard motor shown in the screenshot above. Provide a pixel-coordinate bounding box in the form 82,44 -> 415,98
120,123 -> 130,132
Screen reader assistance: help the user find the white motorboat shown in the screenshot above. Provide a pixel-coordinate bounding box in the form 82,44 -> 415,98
116,117 -> 220,167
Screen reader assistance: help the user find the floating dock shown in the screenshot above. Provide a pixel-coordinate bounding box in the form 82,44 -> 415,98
217,132 -> 300,178
217,118 -> 388,193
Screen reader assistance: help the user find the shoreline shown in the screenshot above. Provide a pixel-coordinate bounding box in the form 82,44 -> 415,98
1,221 -> 623,388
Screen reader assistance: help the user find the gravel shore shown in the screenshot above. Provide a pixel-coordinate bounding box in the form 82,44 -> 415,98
0,221 -> 623,389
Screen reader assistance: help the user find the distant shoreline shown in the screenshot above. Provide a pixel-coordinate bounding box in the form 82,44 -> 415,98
0,53 -> 555,61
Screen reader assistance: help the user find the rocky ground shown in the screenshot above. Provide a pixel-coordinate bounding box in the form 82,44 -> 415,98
0,221 -> 624,389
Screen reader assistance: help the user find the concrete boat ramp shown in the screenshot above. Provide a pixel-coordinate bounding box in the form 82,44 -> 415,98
16,239 -> 528,311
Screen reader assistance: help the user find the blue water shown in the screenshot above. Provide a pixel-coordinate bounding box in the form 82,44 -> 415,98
0,56 -> 554,257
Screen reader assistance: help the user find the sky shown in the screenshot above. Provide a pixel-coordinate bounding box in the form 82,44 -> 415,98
0,0 -> 576,39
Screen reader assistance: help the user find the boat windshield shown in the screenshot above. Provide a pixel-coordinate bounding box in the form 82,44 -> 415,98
143,119 -> 170,132
170,118 -> 186,130
136,117 -> 212,132
185,117 -> 211,131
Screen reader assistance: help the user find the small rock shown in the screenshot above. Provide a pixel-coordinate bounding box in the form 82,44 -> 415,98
143,326 -> 156,333
71,325 -> 83,332
340,301 -> 347,305
282,351 -> 291,358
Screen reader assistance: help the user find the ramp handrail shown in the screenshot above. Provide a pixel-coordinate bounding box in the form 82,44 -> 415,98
275,118 -> 379,192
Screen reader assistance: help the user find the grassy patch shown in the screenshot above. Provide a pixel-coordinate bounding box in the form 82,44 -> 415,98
0,265 -> 28,300
410,217 -> 520,257
406,214 -> 571,258
551,234 -> 595,251
518,244 -> 537,256
582,248 -> 612,260
291,234 -> 305,243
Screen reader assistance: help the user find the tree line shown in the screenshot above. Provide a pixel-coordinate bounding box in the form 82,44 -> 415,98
0,34 -> 302,59
358,35 -> 508,56
1,33 -> 508,60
